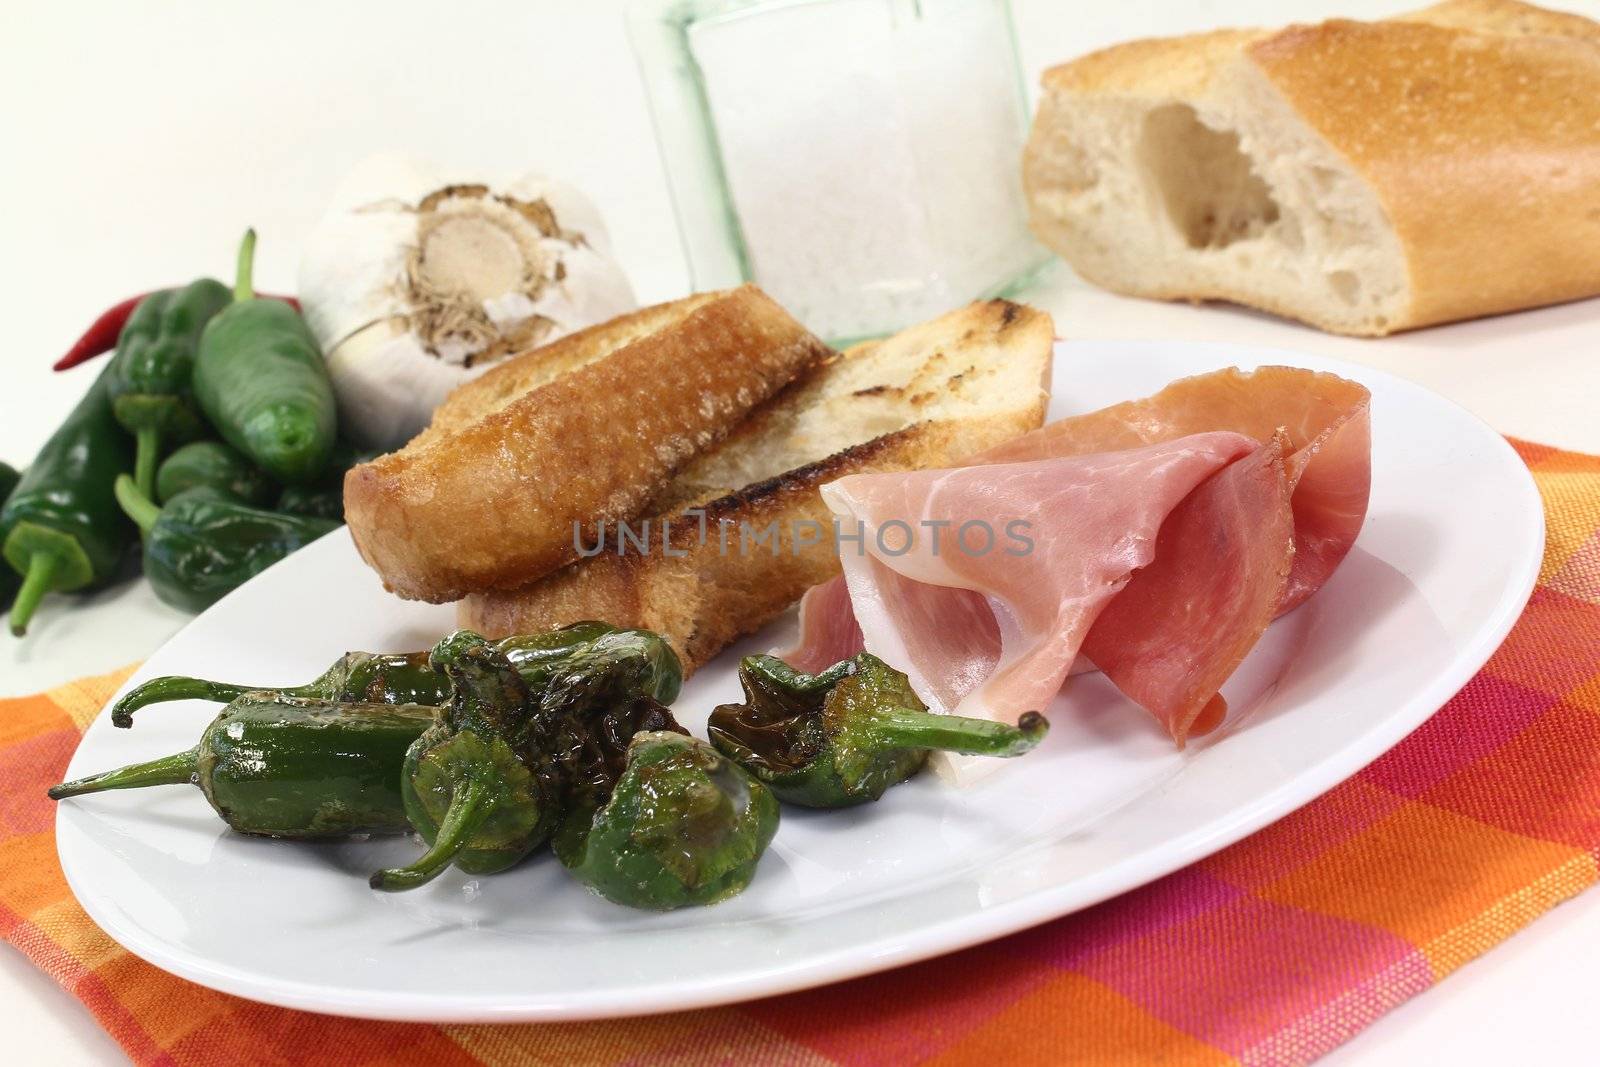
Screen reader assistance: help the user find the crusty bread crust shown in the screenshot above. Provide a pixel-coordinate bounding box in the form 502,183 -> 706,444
1025,0 -> 1600,336
1247,11 -> 1600,330
345,286 -> 830,602
458,301 -> 1053,672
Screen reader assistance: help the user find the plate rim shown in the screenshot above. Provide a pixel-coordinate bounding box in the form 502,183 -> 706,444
56,339 -> 1546,1021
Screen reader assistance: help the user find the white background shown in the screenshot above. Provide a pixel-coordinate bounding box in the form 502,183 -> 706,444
3,0 -> 1597,1062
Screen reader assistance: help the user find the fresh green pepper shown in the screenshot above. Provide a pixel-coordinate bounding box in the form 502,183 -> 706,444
107,621 -> 680,726
115,474 -> 338,614
0,463 -> 19,610
708,653 -> 1048,808
49,693 -> 433,838
274,440 -> 375,521
194,231 -> 336,485
2,365 -> 136,636
554,731 -> 780,910
156,440 -> 276,506
105,279 -> 233,498
370,630 -> 685,892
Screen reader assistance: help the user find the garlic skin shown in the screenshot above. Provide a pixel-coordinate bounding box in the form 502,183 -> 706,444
298,153 -> 636,450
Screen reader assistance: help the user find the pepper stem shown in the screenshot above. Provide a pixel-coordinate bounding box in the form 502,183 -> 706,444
369,774 -> 497,892
233,228 -> 257,303
112,675 -> 256,728
9,551 -> 60,636
864,707 -> 1049,758
114,473 -> 161,534
134,426 -> 161,502
48,747 -> 199,800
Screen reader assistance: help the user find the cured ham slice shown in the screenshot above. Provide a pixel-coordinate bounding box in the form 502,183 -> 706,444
781,366 -> 1370,757
786,574 -> 865,675
1079,433 -> 1294,743
976,366 -> 1370,610
820,432 -> 1261,781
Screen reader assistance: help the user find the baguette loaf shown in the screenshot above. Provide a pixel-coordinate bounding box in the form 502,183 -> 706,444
458,300 -> 1054,672
345,286 -> 830,602
1023,0 -> 1600,336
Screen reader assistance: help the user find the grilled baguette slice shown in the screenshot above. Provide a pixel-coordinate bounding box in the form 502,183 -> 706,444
345,286 -> 830,602
1023,0 -> 1600,336
459,299 -> 1053,672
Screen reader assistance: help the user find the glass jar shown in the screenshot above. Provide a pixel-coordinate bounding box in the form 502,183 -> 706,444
629,0 -> 1045,344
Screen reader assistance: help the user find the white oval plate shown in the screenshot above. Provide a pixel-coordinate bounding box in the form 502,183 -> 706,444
56,341 -> 1543,1022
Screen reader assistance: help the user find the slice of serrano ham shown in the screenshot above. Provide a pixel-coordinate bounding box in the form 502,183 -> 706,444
780,366 -> 1371,763
976,365 -> 1371,610
820,432 -> 1261,782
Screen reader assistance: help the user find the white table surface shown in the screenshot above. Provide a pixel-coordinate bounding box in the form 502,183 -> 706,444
3,0 -> 1596,1063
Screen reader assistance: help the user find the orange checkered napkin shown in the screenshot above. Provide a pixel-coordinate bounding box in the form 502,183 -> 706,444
2,439 -> 1597,1065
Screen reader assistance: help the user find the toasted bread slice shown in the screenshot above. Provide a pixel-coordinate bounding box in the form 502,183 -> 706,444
345,286 -> 831,602
458,299 -> 1054,672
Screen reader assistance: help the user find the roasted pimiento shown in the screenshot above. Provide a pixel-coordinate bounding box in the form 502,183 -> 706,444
370,631 -> 685,892
104,279 -> 233,497
49,694 -> 433,838
709,653 -> 1048,808
108,622 -> 680,726
555,731 -> 779,910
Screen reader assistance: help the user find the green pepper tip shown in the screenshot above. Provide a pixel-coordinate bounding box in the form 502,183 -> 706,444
1017,710 -> 1048,744
233,229 -> 258,303
48,747 -> 199,800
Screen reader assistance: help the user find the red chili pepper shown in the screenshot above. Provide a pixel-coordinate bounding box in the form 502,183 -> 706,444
53,291 -> 302,372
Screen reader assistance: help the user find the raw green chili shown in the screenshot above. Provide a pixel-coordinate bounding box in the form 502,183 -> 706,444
107,621 -> 679,726
194,231 -> 337,485
274,440 -> 374,521
50,693 -> 433,838
156,440 -> 276,506
115,474 -> 338,614
709,653 -> 1048,808
2,365 -> 136,635
105,279 -> 233,497
554,731 -> 779,910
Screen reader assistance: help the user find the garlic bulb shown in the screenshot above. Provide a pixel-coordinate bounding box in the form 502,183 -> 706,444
298,153 -> 637,450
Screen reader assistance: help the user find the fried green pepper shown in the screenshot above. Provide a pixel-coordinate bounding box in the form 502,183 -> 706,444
156,440 -> 276,506
107,621 -> 680,726
194,231 -> 337,485
554,731 -> 779,910
115,475 -> 338,613
709,653 -> 1048,808
49,693 -> 433,838
370,632 -> 551,890
105,279 -> 233,497
3,364 -> 137,636
370,630 -> 685,892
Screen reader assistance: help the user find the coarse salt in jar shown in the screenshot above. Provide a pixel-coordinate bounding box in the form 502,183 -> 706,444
630,0 -> 1045,343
